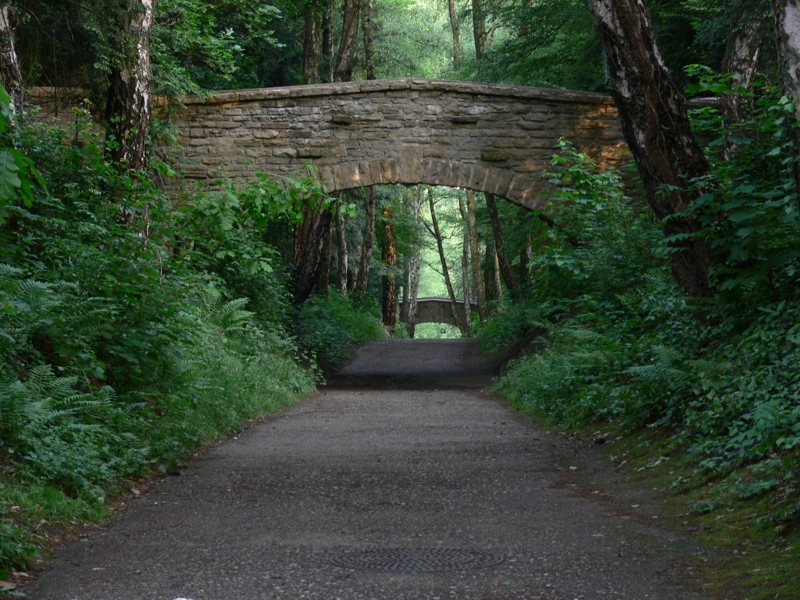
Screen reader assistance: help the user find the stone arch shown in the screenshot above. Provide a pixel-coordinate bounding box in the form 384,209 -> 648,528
317,158 -> 544,209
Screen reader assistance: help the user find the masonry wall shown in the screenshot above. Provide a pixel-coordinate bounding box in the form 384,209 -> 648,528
157,79 -> 628,209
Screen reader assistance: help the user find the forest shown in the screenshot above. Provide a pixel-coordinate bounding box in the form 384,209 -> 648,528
0,0 -> 799,596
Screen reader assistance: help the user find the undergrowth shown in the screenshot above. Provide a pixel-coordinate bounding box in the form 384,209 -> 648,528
485,75 -> 800,596
0,99 -> 318,574
295,291 -> 386,372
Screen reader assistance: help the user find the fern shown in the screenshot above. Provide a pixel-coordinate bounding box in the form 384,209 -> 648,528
198,286 -> 253,332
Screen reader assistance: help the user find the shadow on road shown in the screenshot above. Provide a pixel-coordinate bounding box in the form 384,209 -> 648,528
325,338 -> 507,390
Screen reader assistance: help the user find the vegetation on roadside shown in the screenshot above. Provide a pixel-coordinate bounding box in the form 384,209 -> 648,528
296,291 -> 386,372
484,74 -> 800,595
0,97 -> 327,574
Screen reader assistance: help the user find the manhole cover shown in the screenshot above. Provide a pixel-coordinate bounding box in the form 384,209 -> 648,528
330,547 -> 504,573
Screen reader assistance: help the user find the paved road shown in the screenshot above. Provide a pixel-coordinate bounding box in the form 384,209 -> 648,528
23,339 -> 707,599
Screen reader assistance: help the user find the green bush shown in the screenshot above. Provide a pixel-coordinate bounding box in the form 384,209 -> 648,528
0,98 -> 316,570
490,132 -> 800,529
295,291 -> 386,370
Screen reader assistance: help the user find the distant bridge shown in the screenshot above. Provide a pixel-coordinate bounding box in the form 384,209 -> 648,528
400,297 -> 479,328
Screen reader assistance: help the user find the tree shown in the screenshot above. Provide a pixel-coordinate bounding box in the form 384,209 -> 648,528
463,190 -> 487,322
333,0 -> 361,81
588,0 -> 713,296
354,186 -> 376,298
106,0 -> 157,171
485,192 -> 516,291
460,226 -> 472,335
336,199 -> 349,294
772,0 -> 800,197
403,187 -> 423,337
362,0 -> 376,80
303,0 -> 322,83
293,204 -> 334,303
447,0 -> 461,68
0,2 -> 22,110
381,204 -> 397,331
471,0 -> 487,60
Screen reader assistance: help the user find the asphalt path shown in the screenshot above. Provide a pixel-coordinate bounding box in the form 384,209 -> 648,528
23,339 -> 708,599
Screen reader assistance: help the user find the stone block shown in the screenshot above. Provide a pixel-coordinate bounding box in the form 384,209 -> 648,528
480,149 -> 509,162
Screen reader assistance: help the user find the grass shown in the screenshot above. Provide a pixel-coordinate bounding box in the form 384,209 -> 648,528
577,426 -> 800,599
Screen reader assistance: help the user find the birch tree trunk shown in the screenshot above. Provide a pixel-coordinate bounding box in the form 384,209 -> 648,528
588,0 -> 712,296
720,10 -> 763,158
427,188 -> 463,331
447,0 -> 461,68
772,0 -> 800,200
362,0 -> 376,80
463,191 -> 487,322
106,0 -> 156,171
354,186 -> 376,298
0,2 -> 22,111
333,0 -> 361,82
336,201 -> 349,294
381,205 -> 398,332
485,193 -> 516,291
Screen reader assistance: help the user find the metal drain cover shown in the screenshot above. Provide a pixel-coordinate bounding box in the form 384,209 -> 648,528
330,547 -> 504,573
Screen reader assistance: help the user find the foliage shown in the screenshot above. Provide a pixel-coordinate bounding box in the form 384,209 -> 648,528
153,0 -> 284,94
295,291 -> 386,371
0,102 -> 315,570
683,66 -> 800,298
489,133 -> 800,533
480,0 -> 605,89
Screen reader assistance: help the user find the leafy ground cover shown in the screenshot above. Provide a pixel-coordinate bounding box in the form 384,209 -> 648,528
483,78 -> 800,596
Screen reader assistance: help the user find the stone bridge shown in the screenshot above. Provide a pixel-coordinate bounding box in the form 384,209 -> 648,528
401,297 -> 479,328
157,78 -> 629,209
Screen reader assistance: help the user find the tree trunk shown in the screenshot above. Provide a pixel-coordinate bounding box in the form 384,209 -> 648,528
461,231 -> 473,336
317,218 -> 333,292
0,2 -> 22,111
519,234 -> 533,288
333,0 -> 361,82
303,1 -> 322,83
588,0 -> 712,297
428,188 -> 463,330
293,207 -> 334,303
321,0 -> 334,82
466,191 -> 488,322
362,0 -> 376,80
447,0 -> 461,68
772,0 -> 800,203
381,206 -> 398,331
405,187 -> 423,337
720,12 -> 763,158
336,200 -> 349,294
354,186 -> 376,298
471,0 -> 487,60
485,193 -> 517,291
484,235 -> 502,303
106,0 -> 156,171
